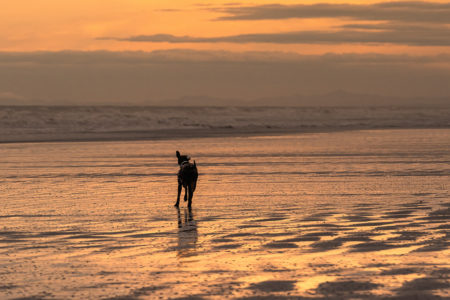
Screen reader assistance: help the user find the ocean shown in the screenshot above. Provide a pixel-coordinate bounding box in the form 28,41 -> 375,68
0,105 -> 449,143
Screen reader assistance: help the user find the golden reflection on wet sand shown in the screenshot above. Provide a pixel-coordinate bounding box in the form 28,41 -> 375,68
176,207 -> 198,258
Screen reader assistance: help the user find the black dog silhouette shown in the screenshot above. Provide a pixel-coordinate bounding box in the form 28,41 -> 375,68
175,151 -> 198,208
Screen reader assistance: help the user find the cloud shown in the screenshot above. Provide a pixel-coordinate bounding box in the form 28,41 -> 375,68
99,2 -> 450,47
103,24 -> 450,46
214,1 -> 450,24
0,50 -> 449,105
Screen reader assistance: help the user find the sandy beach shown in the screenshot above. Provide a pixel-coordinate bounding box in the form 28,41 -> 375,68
3,0 -> 450,298
1,129 -> 449,299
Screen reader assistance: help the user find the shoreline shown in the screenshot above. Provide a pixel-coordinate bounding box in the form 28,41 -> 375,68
1,125 -> 449,144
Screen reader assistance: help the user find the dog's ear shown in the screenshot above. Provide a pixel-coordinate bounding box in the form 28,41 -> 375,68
176,150 -> 181,158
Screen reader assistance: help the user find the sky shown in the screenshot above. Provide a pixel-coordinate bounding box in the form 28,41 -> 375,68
0,0 -> 449,105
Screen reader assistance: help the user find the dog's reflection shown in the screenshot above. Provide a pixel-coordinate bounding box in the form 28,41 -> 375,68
176,207 -> 198,258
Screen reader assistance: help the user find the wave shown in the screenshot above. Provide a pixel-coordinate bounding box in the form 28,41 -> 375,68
0,106 -> 449,142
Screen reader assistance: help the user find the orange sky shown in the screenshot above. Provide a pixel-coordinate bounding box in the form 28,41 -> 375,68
1,0 -> 449,104
1,0 -> 449,54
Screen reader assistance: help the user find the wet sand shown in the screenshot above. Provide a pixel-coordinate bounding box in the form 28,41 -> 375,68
0,129 -> 449,299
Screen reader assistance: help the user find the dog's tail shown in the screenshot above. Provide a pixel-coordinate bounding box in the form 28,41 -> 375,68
193,160 -> 196,167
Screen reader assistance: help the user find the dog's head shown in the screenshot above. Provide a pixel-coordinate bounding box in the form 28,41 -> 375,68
176,150 -> 191,166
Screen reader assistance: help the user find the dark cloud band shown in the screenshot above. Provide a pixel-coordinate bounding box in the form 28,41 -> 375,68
214,1 -> 450,23
1,50 -> 449,104
102,25 -> 450,46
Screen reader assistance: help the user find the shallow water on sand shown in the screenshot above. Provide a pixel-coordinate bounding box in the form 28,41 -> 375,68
1,129 -> 449,299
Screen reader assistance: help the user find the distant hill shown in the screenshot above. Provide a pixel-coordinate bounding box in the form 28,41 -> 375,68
251,91 -> 450,107
159,91 -> 450,107
1,90 -> 449,107
157,95 -> 244,107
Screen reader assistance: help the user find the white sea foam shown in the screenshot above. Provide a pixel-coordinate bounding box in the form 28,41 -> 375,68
0,106 -> 448,142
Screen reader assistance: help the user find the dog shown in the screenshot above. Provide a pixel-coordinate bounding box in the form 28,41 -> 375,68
175,151 -> 198,208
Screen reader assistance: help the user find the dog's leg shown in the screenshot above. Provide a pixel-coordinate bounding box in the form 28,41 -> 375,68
187,184 -> 194,208
175,182 -> 182,207
184,186 -> 188,202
